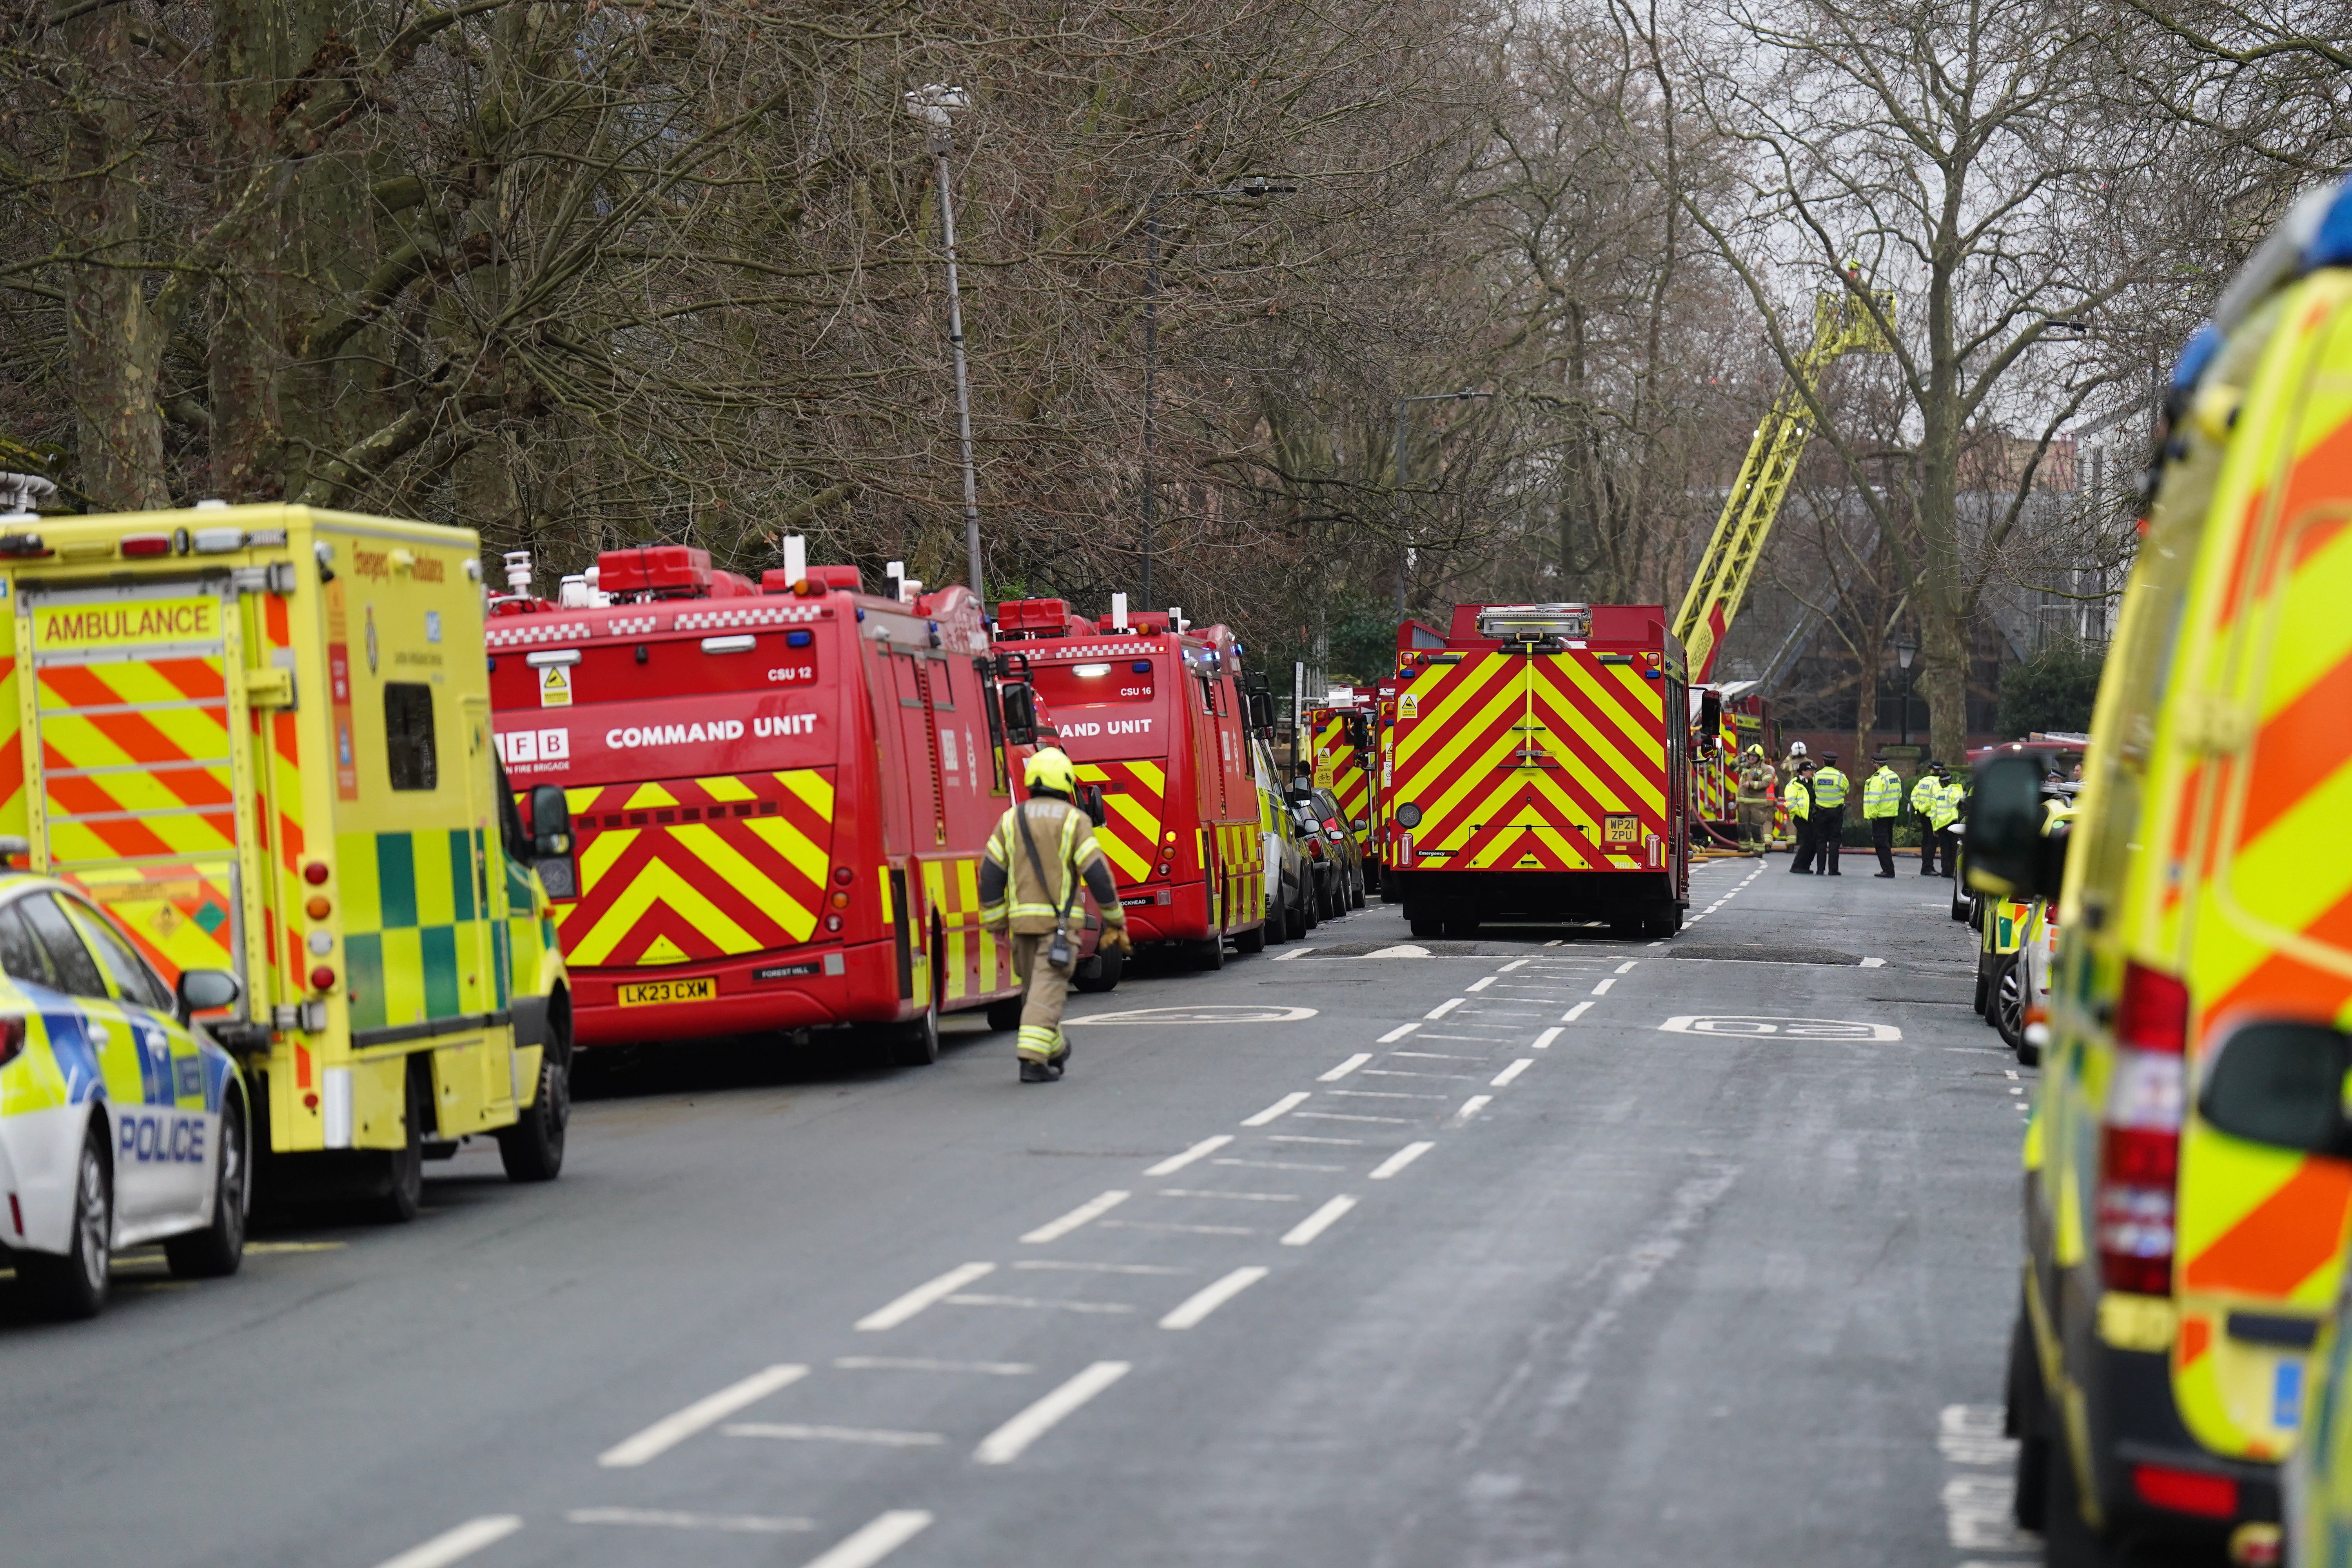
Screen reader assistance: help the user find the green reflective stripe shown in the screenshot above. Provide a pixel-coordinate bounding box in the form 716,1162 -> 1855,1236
377,834 -> 417,927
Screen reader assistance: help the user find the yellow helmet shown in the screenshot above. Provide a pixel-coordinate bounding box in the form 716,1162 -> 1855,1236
1024,747 -> 1077,795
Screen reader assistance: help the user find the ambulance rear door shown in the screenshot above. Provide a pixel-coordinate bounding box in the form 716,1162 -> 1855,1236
14,573 -> 271,1025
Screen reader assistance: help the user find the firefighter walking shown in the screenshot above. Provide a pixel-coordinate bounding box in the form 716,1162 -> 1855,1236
1809,753 -> 1850,875
1736,745 -> 1775,852
1862,759 -> 1902,877
980,750 -> 1132,1083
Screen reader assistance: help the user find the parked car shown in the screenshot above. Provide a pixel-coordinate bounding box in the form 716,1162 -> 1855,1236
1305,786 -> 1368,915
0,866 -> 251,1319
1252,740 -> 1310,942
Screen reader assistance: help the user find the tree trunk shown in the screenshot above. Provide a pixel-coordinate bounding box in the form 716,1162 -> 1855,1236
1851,641 -> 1879,769
206,0 -> 288,500
59,8 -> 168,512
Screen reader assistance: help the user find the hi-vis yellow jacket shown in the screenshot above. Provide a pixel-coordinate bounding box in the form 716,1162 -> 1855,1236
980,798 -> 1120,935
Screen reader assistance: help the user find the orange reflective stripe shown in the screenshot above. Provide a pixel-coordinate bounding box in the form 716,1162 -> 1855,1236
2183,1159 -> 2352,1296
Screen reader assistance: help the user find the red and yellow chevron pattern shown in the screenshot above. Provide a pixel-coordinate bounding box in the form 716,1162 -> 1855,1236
1312,713 -> 1373,855
1073,759 -> 1167,886
555,770 -> 834,968
1392,652 -> 1667,872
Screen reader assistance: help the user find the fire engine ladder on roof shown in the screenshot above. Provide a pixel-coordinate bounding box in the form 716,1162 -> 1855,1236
1671,271 -> 1895,684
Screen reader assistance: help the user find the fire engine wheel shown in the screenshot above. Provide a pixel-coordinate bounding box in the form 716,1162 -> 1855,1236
1074,948 -> 1125,992
888,992 -> 942,1067
19,1123 -> 112,1320
1234,916 -> 1267,955
1408,911 -> 1442,939
1190,936 -> 1226,971
1443,916 -> 1480,939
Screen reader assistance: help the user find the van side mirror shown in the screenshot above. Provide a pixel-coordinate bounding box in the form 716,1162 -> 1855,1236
1247,690 -> 1274,732
2199,1021 -> 2352,1156
177,968 -> 241,1018
528,784 -> 578,899
1076,782 -> 1107,827
1964,756 -> 2058,899
1000,683 -> 1037,747
1698,690 -> 1722,735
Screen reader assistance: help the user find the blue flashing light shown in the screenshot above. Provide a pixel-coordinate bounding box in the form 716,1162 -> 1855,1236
2171,323 -> 2222,393
2305,175 -> 2352,270
784,629 -> 813,648
1130,660 -> 1151,673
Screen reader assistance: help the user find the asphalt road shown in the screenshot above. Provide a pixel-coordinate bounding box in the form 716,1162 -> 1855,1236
2,852 -> 2038,1568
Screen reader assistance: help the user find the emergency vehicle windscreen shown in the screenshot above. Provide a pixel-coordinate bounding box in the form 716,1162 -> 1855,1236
1030,659 -> 1165,757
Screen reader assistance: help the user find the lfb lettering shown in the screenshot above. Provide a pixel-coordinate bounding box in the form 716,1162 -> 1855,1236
118,1111 -> 207,1164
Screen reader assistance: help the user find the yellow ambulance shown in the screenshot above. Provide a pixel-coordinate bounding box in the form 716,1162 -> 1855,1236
0,501 -> 569,1221
1973,179 -> 2352,1566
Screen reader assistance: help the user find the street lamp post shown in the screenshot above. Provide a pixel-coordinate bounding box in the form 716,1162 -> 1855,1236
1393,389 -> 1494,622
1140,178 -> 1294,610
905,85 -> 985,606
1895,631 -> 1918,747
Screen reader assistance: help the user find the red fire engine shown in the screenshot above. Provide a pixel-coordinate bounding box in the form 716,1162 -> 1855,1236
486,547 -> 1095,1062
1384,603 -> 1690,936
993,600 -> 1265,967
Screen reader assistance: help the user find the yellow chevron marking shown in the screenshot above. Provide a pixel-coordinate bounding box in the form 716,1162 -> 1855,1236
1125,760 -> 1166,795
565,857 -> 757,965
744,815 -> 828,885
581,828 -> 638,887
626,782 -> 679,809
672,823 -> 817,940
699,774 -> 758,803
641,934 -> 689,965
956,857 -> 979,913
779,769 -> 836,820
566,786 -> 599,811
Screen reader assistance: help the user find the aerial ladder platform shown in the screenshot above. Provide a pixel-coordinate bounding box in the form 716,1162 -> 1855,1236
1673,272 -> 1895,683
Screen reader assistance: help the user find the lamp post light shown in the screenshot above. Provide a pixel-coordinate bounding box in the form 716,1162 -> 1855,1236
904,84 -> 985,606
1894,630 -> 1918,747
1393,389 -> 1494,622
1140,177 -> 1295,610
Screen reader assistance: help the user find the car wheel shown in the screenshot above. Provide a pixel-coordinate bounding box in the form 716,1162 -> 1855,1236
166,1092 -> 249,1276
1074,948 -> 1125,992
1300,883 -> 1320,931
1234,915 -> 1266,954
497,1039 -> 570,1183
986,996 -> 1025,1031
20,1123 -> 112,1320
1351,871 -> 1367,910
1285,882 -> 1305,940
1993,957 -> 2028,1054
364,1067 -> 426,1223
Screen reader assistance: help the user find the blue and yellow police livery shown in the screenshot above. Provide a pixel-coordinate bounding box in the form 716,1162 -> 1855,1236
0,866 -> 249,1319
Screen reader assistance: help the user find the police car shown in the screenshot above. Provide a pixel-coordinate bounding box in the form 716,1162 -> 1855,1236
0,862 -> 248,1319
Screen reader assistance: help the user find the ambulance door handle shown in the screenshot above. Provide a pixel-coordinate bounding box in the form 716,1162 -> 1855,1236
86,1021 -> 110,1046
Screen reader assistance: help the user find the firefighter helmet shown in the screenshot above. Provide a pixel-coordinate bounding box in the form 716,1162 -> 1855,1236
1024,748 -> 1077,795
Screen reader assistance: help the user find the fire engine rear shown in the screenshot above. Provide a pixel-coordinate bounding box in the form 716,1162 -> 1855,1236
1385,603 -> 1689,937
488,547 -> 1049,1062
994,600 -> 1265,967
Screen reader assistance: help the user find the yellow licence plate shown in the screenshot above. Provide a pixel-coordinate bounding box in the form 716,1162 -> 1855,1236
617,976 -> 717,1007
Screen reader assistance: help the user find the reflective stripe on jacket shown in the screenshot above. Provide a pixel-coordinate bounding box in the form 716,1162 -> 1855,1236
1809,767 -> 1849,808
1911,776 -> 1941,814
982,798 -> 1111,933
1862,767 -> 1902,818
1927,780 -> 1961,832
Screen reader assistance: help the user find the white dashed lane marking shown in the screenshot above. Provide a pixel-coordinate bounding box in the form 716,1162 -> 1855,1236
599,1364 -> 812,1466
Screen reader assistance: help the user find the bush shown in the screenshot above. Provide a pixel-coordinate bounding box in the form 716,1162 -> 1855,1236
1998,641 -> 2104,737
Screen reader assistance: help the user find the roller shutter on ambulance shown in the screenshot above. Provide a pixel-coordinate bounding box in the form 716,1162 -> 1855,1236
16,578 -> 260,996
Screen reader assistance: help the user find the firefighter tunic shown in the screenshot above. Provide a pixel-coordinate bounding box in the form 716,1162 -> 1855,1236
979,797 -> 1125,1066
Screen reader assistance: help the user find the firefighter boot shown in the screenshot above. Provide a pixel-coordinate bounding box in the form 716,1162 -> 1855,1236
1017,1024 -> 1065,1083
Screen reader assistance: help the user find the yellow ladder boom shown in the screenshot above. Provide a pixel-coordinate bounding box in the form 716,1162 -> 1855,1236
1673,278 -> 1894,683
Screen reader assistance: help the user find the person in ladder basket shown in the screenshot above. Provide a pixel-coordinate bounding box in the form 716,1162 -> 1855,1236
1862,759 -> 1903,878
980,749 -> 1132,1083
1809,752 -> 1850,875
